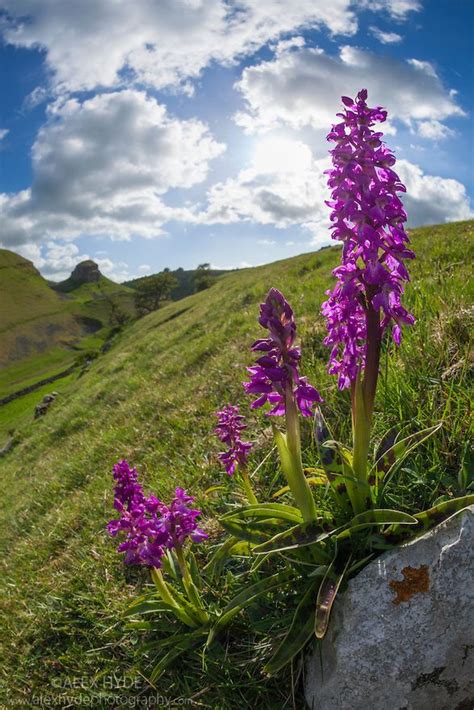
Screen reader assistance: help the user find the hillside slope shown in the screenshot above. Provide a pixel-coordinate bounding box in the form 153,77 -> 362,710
0,250 -> 83,367
0,250 -> 136,388
0,221 -> 472,707
125,266 -> 230,300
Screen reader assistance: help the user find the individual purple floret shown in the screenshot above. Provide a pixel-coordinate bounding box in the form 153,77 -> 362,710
107,461 -> 207,566
214,405 -> 253,475
244,288 -> 322,417
322,89 -> 415,391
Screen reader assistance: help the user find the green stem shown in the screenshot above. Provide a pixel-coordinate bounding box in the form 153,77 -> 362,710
349,293 -> 382,514
350,377 -> 371,514
281,387 -> 318,523
150,567 -> 198,627
175,546 -> 208,624
239,467 -> 258,505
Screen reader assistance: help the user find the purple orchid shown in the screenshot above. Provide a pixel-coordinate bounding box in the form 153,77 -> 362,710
322,89 -> 415,393
244,288 -> 322,417
214,405 -> 253,475
107,461 -> 207,567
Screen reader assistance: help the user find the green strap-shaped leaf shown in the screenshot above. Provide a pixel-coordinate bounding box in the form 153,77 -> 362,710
313,410 -> 347,498
414,494 -> 474,528
207,569 -> 296,645
315,548 -> 352,640
253,519 -> 336,554
385,494 -> 474,541
219,517 -> 280,544
221,502 -> 304,524
264,580 -> 322,675
335,508 -> 418,540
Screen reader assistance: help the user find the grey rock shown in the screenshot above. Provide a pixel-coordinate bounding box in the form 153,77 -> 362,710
305,506 -> 474,710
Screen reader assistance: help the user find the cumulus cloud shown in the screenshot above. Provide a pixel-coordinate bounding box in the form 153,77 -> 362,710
369,26 -> 403,43
0,0 -> 358,93
358,0 -> 421,19
234,42 -> 465,136
194,138 -> 331,243
417,119 -> 454,140
0,90 -> 225,249
397,160 -> 472,225
194,137 -> 471,239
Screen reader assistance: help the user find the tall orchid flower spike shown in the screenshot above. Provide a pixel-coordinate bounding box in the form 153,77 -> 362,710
244,289 -> 322,521
322,90 -> 415,511
214,405 -> 257,503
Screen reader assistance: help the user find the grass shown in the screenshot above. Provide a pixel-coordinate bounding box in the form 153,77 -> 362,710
0,220 -> 472,708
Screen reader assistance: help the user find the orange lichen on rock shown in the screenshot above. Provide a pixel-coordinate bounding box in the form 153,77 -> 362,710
389,564 -> 430,604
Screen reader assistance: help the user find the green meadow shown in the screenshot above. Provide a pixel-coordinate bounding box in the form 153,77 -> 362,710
0,220 -> 472,708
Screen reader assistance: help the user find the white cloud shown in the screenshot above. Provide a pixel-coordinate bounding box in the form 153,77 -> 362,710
0,0 -> 358,94
257,239 -> 277,245
195,136 -> 471,237
358,0 -> 421,19
417,119 -> 454,140
369,26 -> 403,43
0,128 -> 9,141
195,137 -> 332,241
0,89 -> 225,249
138,264 -> 152,272
397,160 -> 472,225
234,43 -> 465,136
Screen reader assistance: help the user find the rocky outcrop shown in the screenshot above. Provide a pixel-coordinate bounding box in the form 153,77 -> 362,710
305,506 -> 474,710
69,260 -> 101,285
53,260 -> 102,292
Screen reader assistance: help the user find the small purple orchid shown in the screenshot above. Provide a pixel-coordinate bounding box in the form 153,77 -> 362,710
322,89 -> 415,394
215,405 -> 253,476
244,288 -> 322,417
107,461 -> 207,567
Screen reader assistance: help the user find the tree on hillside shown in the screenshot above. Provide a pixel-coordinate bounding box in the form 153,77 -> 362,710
194,263 -> 214,292
134,271 -> 178,315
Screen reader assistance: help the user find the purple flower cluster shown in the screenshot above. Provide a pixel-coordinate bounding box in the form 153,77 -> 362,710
322,89 -> 415,390
244,288 -> 322,417
107,460 -> 207,567
214,405 -> 253,475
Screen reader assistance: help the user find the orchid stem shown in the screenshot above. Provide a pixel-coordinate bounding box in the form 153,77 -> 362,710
240,467 -> 258,504
282,388 -> 318,523
151,567 -> 198,627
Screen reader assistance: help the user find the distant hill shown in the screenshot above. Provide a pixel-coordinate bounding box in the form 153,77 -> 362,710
125,266 -> 230,300
0,249 -> 136,382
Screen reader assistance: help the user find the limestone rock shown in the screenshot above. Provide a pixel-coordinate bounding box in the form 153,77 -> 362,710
305,506 -> 474,710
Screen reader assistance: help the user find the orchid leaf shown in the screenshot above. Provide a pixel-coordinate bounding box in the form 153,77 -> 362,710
220,518 -> 288,544
207,569 -> 296,645
222,503 -> 304,524
253,519 -> 336,554
335,508 -> 418,539
315,548 -> 352,640
264,580 -> 321,675
392,494 -> 474,535
124,599 -> 174,617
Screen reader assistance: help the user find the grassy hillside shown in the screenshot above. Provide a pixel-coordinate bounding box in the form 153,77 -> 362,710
125,266 -> 229,301
0,221 -> 472,708
0,250 -> 136,394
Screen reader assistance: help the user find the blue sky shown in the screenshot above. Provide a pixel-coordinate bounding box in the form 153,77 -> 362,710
0,0 -> 472,281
